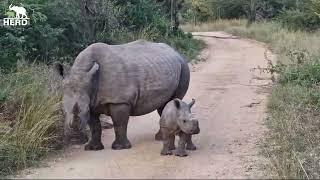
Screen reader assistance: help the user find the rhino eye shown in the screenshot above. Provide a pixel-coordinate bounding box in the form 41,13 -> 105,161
183,120 -> 187,123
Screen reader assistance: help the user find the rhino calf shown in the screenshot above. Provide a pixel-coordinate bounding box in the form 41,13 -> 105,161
160,98 -> 200,157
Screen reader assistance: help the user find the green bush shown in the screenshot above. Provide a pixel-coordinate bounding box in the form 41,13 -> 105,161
278,9 -> 320,31
279,60 -> 320,86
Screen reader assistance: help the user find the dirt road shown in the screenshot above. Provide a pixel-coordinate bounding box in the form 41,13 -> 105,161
21,32 -> 273,179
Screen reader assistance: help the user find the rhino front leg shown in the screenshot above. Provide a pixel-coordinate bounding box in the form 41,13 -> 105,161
109,104 -> 132,150
176,132 -> 188,157
85,112 -> 104,151
186,134 -> 197,150
160,128 -> 174,155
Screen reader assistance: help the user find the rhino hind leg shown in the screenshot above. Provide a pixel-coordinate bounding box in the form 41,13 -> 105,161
109,104 -> 132,150
155,107 -> 165,141
85,113 -> 104,151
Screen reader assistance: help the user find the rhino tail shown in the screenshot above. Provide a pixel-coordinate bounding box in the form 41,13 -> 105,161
172,60 -> 190,99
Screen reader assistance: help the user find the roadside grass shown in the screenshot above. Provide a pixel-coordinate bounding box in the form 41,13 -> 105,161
0,62 -> 64,177
182,20 -> 320,178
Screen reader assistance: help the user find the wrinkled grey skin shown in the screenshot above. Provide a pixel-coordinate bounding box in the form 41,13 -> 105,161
56,40 -> 190,151
160,98 -> 200,157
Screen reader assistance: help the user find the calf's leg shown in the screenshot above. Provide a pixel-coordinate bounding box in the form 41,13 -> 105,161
175,132 -> 188,157
186,134 -> 197,150
160,128 -> 174,155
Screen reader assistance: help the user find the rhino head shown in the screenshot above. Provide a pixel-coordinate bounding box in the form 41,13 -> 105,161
174,98 -> 200,135
56,62 -> 99,134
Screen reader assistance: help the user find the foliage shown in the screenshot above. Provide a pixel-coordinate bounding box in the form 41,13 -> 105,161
0,0 -> 202,71
181,0 -> 320,30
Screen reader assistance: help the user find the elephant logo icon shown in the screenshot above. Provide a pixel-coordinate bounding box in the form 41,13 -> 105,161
8,4 -> 28,19
2,4 -> 30,26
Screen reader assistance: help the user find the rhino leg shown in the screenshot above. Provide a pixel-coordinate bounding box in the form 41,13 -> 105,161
160,128 -> 174,155
85,113 -> 104,151
186,134 -> 197,150
175,132 -> 188,157
155,107 -> 165,141
168,135 -> 176,150
109,104 -> 132,150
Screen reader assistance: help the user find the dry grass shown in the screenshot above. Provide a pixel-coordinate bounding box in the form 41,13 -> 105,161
0,62 -> 64,177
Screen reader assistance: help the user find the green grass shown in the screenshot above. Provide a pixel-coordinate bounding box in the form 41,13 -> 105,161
183,19 -> 320,178
0,62 -> 64,177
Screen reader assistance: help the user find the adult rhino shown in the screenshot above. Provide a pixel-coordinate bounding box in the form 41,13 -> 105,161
56,40 -> 190,151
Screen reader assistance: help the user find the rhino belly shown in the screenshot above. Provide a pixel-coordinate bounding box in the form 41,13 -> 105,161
131,86 -> 177,116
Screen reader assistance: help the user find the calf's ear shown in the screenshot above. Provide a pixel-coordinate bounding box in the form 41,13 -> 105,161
174,99 -> 180,109
189,99 -> 196,108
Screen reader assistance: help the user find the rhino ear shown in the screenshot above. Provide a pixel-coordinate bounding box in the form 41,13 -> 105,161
189,99 -> 196,108
54,63 -> 65,78
87,62 -> 99,77
174,99 -> 180,109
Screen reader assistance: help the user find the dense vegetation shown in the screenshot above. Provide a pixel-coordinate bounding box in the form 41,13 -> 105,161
182,0 -> 320,178
0,0 -> 204,177
181,0 -> 320,30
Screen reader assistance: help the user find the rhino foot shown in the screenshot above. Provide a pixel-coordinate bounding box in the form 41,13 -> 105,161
161,149 -> 173,156
186,143 -> 197,151
84,142 -> 104,151
112,140 -> 132,150
175,149 -> 188,157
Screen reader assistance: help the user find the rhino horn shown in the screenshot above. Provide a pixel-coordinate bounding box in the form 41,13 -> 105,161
189,98 -> 195,108
87,62 -> 99,76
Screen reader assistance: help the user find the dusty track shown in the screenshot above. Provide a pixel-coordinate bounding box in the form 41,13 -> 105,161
20,32 -> 273,179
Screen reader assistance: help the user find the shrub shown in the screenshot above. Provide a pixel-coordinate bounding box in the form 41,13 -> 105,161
278,9 -> 320,31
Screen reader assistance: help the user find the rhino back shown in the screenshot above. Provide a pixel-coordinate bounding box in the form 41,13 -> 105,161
72,40 -> 188,116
